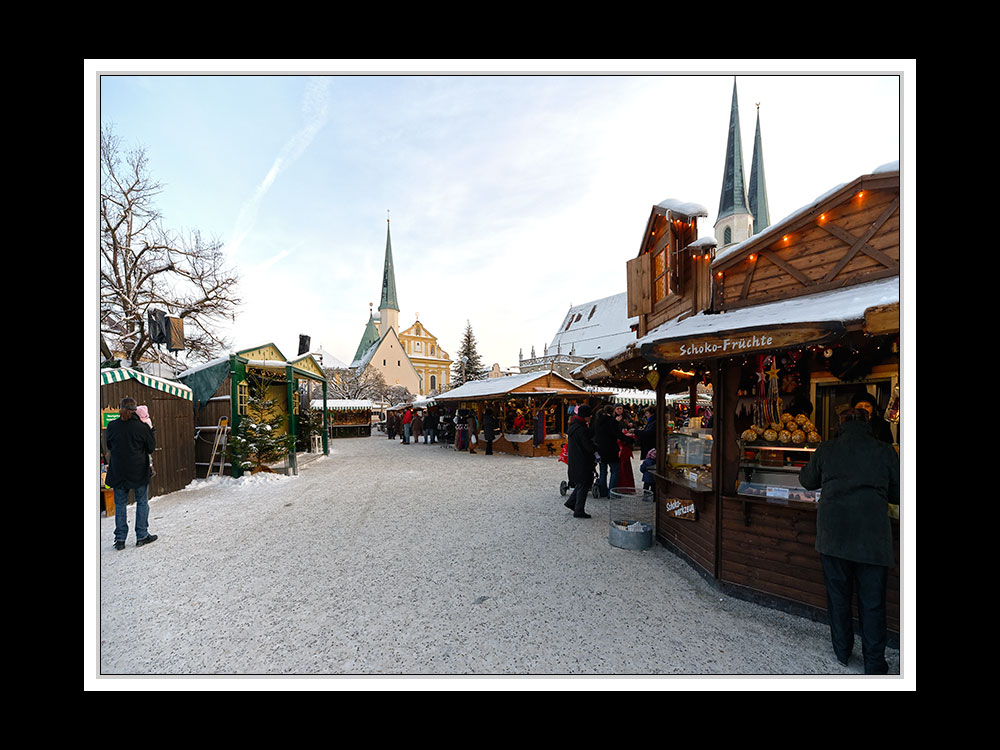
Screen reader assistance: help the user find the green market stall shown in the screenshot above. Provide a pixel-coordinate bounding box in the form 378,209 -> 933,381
177,343 -> 328,477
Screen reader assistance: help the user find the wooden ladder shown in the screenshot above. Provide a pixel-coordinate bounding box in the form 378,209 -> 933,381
207,417 -> 230,477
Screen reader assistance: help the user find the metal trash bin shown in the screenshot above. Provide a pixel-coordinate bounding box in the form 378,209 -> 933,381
608,487 -> 654,550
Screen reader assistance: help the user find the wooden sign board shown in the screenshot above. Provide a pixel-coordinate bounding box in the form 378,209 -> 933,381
662,496 -> 698,521
641,321 -> 846,363
579,359 -> 612,381
863,303 -> 900,335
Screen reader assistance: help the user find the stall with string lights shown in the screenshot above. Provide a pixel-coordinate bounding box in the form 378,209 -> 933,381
579,166 -> 902,636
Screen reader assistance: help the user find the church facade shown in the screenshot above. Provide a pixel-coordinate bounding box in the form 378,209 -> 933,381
350,219 -> 452,397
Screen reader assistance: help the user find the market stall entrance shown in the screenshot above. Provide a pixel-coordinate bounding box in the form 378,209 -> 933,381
178,343 -> 328,478
435,371 -> 608,457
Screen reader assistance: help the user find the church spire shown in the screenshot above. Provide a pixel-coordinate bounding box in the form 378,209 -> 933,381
378,213 -> 399,335
379,213 -> 399,314
717,79 -> 750,223
748,104 -> 770,234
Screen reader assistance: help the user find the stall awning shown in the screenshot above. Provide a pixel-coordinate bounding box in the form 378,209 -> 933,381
585,277 -> 899,372
100,367 -> 193,401
311,399 -> 373,411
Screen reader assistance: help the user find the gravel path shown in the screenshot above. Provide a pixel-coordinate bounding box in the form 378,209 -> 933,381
94,434 -> 902,683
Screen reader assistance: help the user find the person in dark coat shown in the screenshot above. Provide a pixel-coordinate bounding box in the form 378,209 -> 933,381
104,396 -> 158,550
564,405 -> 597,518
482,409 -> 498,455
637,406 -> 657,460
424,411 -> 438,444
799,408 -> 900,674
850,391 -> 895,444
592,406 -> 620,498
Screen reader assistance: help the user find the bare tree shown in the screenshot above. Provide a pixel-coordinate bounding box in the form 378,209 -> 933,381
385,385 -> 413,406
100,126 -> 241,366
326,366 -> 388,401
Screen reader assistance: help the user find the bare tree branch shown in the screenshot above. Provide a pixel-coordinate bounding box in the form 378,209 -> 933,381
100,125 -> 241,366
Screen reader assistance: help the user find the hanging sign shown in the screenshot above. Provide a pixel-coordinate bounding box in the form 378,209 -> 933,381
641,322 -> 845,363
662,496 -> 698,521
580,359 -> 612,380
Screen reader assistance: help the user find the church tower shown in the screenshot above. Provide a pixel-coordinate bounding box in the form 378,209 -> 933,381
715,80 -> 755,249
748,104 -> 770,234
379,215 -> 399,335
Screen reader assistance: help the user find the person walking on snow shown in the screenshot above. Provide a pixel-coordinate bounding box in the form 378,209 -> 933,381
564,404 -> 598,518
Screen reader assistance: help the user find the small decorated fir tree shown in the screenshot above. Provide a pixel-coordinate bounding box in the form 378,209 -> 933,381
228,372 -> 293,474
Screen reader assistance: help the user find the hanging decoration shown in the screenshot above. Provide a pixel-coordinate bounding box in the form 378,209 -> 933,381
752,355 -> 784,427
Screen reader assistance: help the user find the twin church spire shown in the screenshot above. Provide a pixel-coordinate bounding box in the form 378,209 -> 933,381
716,79 -> 770,247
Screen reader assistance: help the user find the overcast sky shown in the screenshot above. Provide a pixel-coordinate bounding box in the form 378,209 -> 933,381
89,61 -> 912,371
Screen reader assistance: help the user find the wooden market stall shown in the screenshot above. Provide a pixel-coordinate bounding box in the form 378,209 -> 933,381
311,398 -> 373,438
579,166 -> 903,637
435,371 -> 607,456
176,343 -> 328,478
100,367 -> 195,512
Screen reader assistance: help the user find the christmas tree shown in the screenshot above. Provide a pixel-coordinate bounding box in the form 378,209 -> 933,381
228,371 -> 293,474
452,320 -> 487,385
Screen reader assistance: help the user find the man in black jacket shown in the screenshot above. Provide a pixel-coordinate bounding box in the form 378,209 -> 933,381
105,397 -> 158,550
800,408 -> 899,674
564,405 -> 598,518
592,406 -> 620,498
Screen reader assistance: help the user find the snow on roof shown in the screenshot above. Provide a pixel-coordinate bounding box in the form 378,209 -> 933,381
437,371 -> 583,401
312,346 -> 348,370
656,198 -> 709,218
546,292 -> 637,359
635,276 -> 900,350
310,399 -> 373,410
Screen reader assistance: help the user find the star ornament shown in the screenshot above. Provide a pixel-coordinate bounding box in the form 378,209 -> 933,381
765,359 -> 781,382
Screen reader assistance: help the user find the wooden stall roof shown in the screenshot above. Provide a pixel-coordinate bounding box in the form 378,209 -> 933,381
235,343 -> 326,382
100,367 -> 193,401
435,371 -> 602,402
712,164 -> 900,312
638,276 -> 899,365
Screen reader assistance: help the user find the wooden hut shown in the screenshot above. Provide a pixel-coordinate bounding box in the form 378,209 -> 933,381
177,343 -> 329,478
578,165 -> 903,638
435,371 -> 608,456
100,367 -> 195,510
311,399 -> 374,438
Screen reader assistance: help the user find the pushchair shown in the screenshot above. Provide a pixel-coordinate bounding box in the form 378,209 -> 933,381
558,443 -> 600,499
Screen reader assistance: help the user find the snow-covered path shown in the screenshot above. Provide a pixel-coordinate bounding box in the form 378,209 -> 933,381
96,434 -> 900,680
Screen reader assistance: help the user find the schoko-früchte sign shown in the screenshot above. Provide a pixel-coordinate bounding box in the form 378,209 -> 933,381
641,322 -> 845,363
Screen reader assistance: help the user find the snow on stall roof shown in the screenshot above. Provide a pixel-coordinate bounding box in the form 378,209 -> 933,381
714,160 -> 899,266
633,276 -> 900,350
657,198 -> 709,218
310,399 -> 373,410
437,371 -> 580,401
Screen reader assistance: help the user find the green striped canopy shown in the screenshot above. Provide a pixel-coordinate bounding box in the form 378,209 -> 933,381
100,368 -> 193,401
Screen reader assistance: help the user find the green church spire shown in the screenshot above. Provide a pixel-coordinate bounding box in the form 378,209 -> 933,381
717,80 -> 751,223
748,104 -> 770,234
379,215 -> 399,313
352,307 -> 380,363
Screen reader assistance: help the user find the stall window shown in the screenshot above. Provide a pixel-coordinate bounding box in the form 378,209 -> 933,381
653,248 -> 667,303
237,381 -> 249,415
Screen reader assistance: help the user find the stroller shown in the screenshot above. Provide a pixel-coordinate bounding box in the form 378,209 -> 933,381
558,442 -> 600,499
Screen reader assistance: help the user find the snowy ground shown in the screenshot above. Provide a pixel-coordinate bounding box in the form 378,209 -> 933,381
92,434 -> 903,685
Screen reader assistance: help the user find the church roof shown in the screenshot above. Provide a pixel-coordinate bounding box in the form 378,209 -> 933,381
352,314 -> 380,363
717,80 -> 751,223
